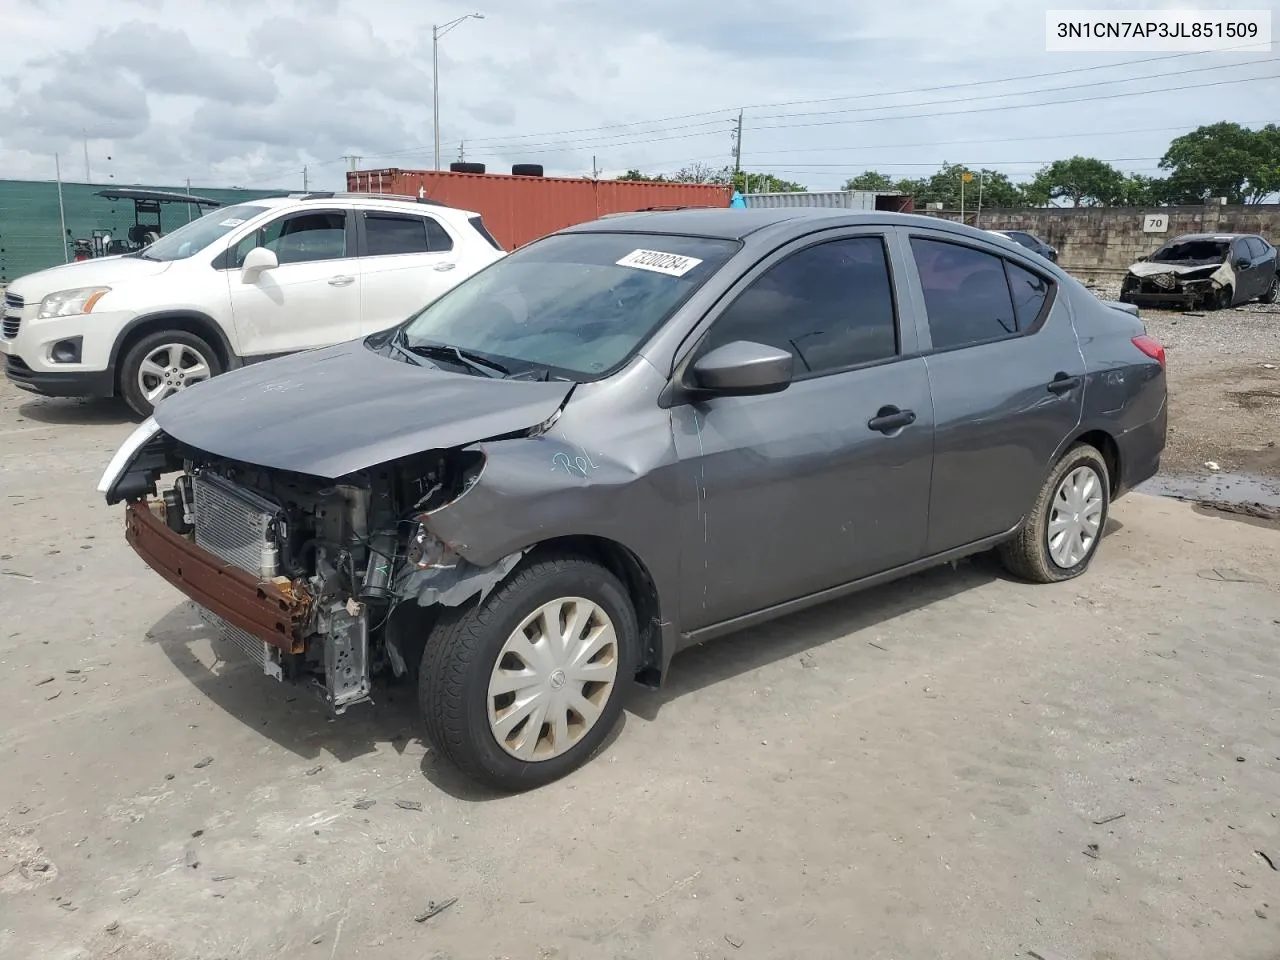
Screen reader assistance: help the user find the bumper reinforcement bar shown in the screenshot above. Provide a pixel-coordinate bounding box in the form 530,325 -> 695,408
125,501 -> 312,653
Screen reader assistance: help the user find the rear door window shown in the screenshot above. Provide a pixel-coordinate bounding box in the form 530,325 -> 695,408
363,212 -> 455,256
911,238 -> 1017,349
1245,236 -> 1268,259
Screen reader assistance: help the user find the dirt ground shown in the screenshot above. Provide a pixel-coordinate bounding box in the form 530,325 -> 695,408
1085,282 -> 1280,504
2,373 -> 1280,960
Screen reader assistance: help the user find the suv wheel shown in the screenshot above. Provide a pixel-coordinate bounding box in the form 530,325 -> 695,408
998,443 -> 1110,584
419,553 -> 638,791
119,330 -> 221,417
1260,274 -> 1279,304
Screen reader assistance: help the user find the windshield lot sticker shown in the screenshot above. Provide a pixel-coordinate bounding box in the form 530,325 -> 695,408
616,249 -> 703,277
219,218 -> 247,227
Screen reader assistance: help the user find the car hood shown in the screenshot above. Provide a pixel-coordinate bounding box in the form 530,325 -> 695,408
1127,260 -> 1224,278
152,340 -> 574,478
8,255 -> 171,298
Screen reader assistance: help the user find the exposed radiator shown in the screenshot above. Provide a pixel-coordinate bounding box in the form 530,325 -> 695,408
192,470 -> 283,576
198,607 -> 283,680
191,470 -> 287,681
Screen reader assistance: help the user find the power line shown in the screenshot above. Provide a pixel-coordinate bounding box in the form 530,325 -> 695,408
455,43 -> 1267,148
430,61 -> 1280,159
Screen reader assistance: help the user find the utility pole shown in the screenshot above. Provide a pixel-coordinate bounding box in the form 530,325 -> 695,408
591,155 -> 599,180
975,170 -> 984,227
433,13 -> 485,172
82,132 -> 91,184
732,109 -> 743,178
456,141 -> 465,163
960,172 -> 966,224
54,154 -> 68,263
303,166 -> 309,191
185,178 -> 193,222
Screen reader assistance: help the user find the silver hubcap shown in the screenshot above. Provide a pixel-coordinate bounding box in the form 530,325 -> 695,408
487,597 -> 619,762
137,343 -> 211,406
1047,465 -> 1104,569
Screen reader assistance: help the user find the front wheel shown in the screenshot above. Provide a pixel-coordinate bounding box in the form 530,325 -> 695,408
998,443 -> 1110,584
419,553 -> 638,791
119,330 -> 221,417
1260,275 -> 1279,304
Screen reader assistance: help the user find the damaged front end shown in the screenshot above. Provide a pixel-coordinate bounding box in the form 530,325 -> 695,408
100,418 -> 522,714
1120,258 -> 1235,309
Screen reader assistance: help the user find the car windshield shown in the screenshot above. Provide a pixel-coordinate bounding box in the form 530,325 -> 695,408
1150,239 -> 1230,264
138,204 -> 268,262
398,231 -> 740,379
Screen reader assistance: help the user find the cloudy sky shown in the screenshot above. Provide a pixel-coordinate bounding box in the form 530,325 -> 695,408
1,0 -> 1275,193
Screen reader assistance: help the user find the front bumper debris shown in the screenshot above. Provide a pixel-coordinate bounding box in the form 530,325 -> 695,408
125,500 -> 312,653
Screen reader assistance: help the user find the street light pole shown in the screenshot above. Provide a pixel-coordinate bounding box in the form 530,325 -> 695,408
432,12 -> 484,171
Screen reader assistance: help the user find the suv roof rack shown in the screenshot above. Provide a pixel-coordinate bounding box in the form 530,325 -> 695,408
281,190 -> 453,209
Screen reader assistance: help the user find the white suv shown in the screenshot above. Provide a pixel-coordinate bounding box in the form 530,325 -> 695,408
1,192 -> 505,415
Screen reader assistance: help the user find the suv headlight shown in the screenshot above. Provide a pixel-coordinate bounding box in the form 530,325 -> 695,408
38,287 -> 111,319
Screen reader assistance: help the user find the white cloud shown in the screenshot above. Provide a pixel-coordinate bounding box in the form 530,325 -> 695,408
0,0 -> 1273,192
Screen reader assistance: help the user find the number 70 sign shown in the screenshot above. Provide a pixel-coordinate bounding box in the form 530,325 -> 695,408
1142,213 -> 1169,233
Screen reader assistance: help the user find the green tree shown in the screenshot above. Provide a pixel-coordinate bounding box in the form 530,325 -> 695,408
1118,174 -> 1167,207
1160,122 -> 1280,204
894,163 -> 1023,208
842,171 -> 896,191
619,164 -> 806,193
1027,156 -> 1127,206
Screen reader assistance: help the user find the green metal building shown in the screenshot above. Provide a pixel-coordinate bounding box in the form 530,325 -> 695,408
0,179 -> 288,284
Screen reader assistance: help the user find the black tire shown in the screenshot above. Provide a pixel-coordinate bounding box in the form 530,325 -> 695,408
419,552 -> 638,791
450,162 -> 486,174
118,329 -> 222,418
511,163 -> 544,177
998,443 -> 1110,584
1259,274 -> 1279,304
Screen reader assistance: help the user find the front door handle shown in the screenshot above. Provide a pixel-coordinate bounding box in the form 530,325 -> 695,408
328,275 -> 355,287
1047,372 -> 1081,395
867,405 -> 916,434
433,262 -> 457,272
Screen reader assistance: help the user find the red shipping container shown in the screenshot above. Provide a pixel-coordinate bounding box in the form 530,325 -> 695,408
345,169 -> 732,250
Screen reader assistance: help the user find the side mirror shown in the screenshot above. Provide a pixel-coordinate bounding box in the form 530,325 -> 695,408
1234,257 -> 1250,269
1136,255 -> 1147,262
240,246 -> 278,282
689,340 -> 793,397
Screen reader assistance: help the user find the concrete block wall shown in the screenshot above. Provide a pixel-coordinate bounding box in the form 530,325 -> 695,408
924,205 -> 1280,276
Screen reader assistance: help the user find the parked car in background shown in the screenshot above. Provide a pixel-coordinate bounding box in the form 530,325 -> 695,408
986,229 -> 1058,262
1120,233 -> 1279,310
2,192 -> 505,415
99,208 -> 1167,790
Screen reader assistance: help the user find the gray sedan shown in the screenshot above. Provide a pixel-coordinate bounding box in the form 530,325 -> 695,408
100,208 -> 1168,790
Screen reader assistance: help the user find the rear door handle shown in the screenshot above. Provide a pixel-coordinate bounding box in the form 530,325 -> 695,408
867,406 -> 916,434
328,275 -> 355,287
433,262 -> 457,272
1047,373 -> 1081,395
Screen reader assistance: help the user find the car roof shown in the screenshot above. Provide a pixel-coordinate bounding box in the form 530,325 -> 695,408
244,193 -> 480,219
1162,233 -> 1250,242
563,207 -> 996,243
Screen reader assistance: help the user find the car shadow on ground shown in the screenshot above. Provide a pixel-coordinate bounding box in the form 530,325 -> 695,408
18,396 -> 137,425
145,522 -> 1123,803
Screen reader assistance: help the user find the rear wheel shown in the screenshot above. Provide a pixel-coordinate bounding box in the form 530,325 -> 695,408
999,443 -> 1110,584
119,330 -> 220,417
1260,274 -> 1279,304
419,553 -> 638,791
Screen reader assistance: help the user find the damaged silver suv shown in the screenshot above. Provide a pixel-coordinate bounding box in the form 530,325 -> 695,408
99,209 -> 1168,790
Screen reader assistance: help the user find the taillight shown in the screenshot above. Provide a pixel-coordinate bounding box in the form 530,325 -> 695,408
1132,334 -> 1165,369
